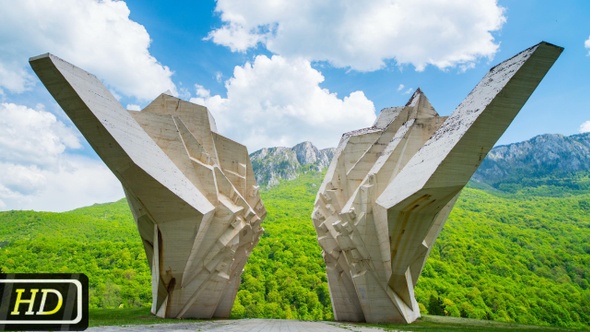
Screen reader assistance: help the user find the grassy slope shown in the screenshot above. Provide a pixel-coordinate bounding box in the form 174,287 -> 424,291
1,172 -> 589,329
0,199 -> 152,308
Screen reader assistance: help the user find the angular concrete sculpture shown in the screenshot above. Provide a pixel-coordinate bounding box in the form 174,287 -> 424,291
312,42 -> 562,323
29,54 -> 266,318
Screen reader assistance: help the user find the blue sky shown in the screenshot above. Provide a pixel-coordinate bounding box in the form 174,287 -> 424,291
0,0 -> 589,211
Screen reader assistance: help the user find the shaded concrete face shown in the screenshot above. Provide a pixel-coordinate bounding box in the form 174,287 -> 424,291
30,54 -> 266,319
312,42 -> 562,323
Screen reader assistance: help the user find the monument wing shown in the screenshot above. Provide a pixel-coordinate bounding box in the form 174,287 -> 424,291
312,42 -> 562,323
30,54 -> 266,319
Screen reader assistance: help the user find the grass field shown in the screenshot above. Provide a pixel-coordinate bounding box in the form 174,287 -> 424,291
89,307 -> 167,327
89,308 -> 587,331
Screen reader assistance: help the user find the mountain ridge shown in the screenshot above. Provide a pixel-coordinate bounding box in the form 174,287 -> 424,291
471,132 -> 590,190
250,141 -> 335,187
250,132 -> 590,192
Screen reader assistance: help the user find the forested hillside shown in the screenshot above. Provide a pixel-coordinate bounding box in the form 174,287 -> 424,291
0,199 -> 151,308
1,172 -> 589,328
416,188 -> 590,328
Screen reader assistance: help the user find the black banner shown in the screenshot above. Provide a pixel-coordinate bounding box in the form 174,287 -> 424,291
0,274 -> 88,331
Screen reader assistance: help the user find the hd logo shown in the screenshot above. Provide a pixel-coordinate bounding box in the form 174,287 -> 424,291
0,274 -> 88,331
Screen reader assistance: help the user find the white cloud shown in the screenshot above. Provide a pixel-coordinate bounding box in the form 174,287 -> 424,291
207,22 -> 264,52
191,55 -> 376,151
580,121 -> 590,133
586,36 -> 590,55
0,103 -> 81,166
0,0 -> 176,100
0,164 -> 46,197
127,104 -> 141,111
215,72 -> 223,83
0,103 -> 122,211
208,0 -> 505,72
0,158 -> 123,212
397,84 -> 413,95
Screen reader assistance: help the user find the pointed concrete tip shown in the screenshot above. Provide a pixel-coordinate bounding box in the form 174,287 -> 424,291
405,88 -> 424,107
29,53 -> 52,62
489,41 -> 563,72
539,40 -> 564,51
403,87 -> 438,117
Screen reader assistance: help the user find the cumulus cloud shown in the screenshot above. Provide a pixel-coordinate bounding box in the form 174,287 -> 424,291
191,55 -> 376,151
586,36 -> 590,55
0,158 -> 122,212
208,0 -> 505,71
0,103 -> 81,166
0,0 -> 176,100
0,103 -> 122,211
580,121 -> 590,133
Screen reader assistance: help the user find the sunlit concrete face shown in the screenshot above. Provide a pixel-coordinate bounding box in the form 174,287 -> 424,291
312,42 -> 562,324
30,54 -> 266,319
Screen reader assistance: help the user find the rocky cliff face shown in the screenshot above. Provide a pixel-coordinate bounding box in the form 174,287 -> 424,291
472,132 -> 590,188
250,141 -> 335,187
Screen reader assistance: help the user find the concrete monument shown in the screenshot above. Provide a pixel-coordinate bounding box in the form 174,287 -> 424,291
312,42 -> 562,323
30,54 -> 266,318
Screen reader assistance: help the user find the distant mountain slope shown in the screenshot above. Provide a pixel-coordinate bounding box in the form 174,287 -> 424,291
250,141 -> 335,187
250,133 -> 590,193
471,133 -> 590,193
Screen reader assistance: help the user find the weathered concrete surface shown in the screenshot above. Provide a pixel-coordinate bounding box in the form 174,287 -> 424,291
87,319 -> 390,332
312,42 -> 562,324
30,54 -> 265,319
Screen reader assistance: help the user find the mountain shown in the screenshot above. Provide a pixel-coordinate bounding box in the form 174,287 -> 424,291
250,141 -> 335,187
471,132 -> 590,194
250,133 -> 590,194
